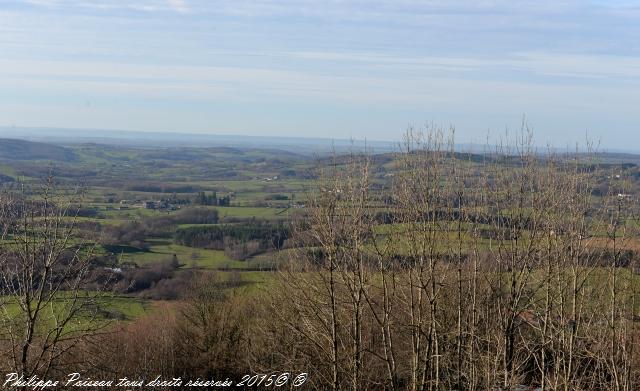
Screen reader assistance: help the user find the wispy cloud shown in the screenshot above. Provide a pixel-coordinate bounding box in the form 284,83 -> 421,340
2,49 -> 638,108
23,0 -> 58,6
19,0 -> 190,13
166,0 -> 188,13
2,0 -> 639,146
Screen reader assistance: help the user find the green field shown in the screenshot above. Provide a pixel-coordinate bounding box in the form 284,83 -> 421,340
118,239 -> 248,269
0,293 -> 151,333
216,206 -> 293,219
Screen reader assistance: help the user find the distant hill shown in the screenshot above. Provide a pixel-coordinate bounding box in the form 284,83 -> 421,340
1,127 -> 640,162
589,152 -> 640,166
0,127 -> 398,155
0,138 -> 76,161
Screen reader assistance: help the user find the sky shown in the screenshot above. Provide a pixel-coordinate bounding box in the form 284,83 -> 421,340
0,0 -> 639,149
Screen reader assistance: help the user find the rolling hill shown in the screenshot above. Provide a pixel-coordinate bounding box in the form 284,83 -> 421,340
0,138 -> 77,161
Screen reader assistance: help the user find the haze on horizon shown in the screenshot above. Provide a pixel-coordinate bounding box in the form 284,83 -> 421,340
1,0 -> 639,150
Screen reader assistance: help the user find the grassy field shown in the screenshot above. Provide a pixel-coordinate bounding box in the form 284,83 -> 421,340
216,206 -> 293,219
0,293 -> 151,333
118,239 -> 247,269
99,295 -> 151,319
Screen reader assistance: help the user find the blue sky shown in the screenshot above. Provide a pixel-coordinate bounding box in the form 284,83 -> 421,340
1,0 -> 639,148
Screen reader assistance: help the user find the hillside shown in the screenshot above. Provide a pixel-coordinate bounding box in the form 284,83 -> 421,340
0,138 -> 76,161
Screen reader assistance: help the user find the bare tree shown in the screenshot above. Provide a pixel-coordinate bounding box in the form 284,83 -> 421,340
0,175 -> 105,381
253,126 -> 639,390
